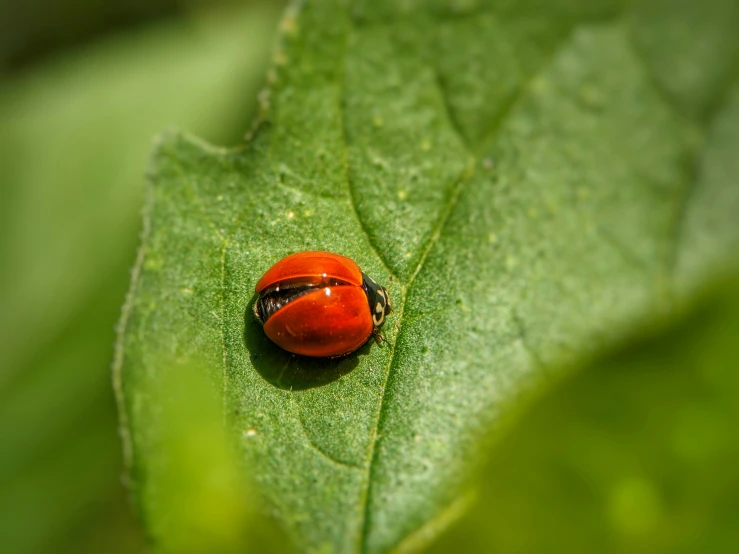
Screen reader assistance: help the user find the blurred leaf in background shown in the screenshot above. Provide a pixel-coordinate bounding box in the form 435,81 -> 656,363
139,359 -> 293,554
0,0 -> 255,70
0,1 -> 282,552
428,274 -> 739,554
0,0 -> 179,70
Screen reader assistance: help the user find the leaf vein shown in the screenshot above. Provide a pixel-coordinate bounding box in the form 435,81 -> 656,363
596,225 -> 650,271
289,393 -> 364,470
339,36 -> 395,278
659,84 -> 739,302
512,309 -> 547,371
471,30 -> 573,155
431,61 -> 472,153
390,493 -> 473,554
357,157 -> 475,551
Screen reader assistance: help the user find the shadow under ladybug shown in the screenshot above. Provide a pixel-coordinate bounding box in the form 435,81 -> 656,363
243,294 -> 366,391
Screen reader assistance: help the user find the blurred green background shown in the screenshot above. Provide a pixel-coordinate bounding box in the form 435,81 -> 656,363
0,1 -> 283,552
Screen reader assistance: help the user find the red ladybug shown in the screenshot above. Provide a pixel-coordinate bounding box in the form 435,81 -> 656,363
253,251 -> 392,357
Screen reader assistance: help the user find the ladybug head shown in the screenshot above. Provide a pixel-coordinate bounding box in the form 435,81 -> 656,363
362,273 -> 392,328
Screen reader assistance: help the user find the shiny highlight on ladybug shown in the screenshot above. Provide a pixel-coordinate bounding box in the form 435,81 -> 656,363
253,251 -> 392,358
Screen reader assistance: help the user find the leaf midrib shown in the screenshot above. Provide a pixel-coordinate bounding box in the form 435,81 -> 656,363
348,18 -> 571,553
342,13 -> 481,552
348,11 -> 719,550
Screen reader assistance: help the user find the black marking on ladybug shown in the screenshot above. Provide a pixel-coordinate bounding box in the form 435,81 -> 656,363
254,277 -> 348,324
362,272 -> 391,328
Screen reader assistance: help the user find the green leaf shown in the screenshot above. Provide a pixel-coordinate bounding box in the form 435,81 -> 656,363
115,1 -> 739,552
427,274 -> 739,553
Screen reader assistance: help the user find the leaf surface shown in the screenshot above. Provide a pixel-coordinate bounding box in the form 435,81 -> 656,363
115,1 -> 739,552
428,275 -> 739,553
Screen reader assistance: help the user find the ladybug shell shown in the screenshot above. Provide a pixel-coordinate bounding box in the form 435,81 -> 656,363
255,251 -> 363,293
255,251 -> 375,358
264,286 -> 373,358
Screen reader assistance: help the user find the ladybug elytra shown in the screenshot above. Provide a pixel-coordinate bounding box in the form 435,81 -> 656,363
253,251 -> 392,357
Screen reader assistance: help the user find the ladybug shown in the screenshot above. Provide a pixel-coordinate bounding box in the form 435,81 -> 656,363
253,251 -> 392,357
